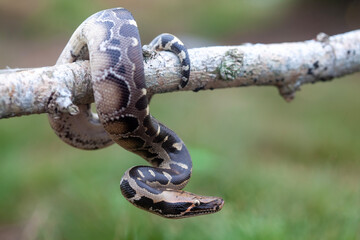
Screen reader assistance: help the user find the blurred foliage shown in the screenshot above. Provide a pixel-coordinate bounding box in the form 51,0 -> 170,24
0,0 -> 297,39
0,0 -> 360,239
22,0 -> 101,36
0,77 -> 359,239
181,0 -> 295,37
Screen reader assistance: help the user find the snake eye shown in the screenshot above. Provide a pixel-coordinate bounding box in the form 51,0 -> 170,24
194,199 -> 201,206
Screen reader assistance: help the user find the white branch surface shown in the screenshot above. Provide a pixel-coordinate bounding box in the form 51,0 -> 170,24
1,30 -> 360,119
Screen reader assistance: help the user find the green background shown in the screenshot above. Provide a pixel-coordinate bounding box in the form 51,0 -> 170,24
0,0 -> 359,239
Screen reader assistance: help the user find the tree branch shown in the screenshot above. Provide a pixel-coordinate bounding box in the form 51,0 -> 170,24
1,30 -> 359,119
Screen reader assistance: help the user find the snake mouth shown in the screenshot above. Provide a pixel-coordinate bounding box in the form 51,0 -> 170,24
180,197 -> 225,218
158,197 -> 224,219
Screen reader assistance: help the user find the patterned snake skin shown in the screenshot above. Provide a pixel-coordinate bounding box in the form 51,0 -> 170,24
48,8 -> 224,218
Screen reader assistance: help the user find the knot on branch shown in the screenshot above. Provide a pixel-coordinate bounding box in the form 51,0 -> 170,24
277,82 -> 301,102
316,32 -> 330,44
218,48 -> 244,80
47,89 -> 79,119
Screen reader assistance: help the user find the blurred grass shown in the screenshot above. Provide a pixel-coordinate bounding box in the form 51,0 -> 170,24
1,0 -> 360,239
0,0 -> 297,40
0,75 -> 359,239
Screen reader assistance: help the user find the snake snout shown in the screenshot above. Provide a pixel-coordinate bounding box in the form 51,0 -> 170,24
191,196 -> 224,213
175,195 -> 224,218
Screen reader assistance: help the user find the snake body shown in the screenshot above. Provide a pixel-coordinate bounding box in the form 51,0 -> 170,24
49,8 -> 223,218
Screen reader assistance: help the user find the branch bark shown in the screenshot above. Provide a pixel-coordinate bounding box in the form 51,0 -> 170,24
1,30 -> 360,119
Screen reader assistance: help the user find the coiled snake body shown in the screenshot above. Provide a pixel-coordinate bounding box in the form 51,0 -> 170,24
49,8 -> 224,218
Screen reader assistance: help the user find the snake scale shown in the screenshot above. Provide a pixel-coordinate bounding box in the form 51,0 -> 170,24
48,8 -> 224,218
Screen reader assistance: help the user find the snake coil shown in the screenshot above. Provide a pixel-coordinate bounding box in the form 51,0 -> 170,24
49,8 -> 224,218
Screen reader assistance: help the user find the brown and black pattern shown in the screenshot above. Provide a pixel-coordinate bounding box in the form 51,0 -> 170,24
146,33 -> 191,88
49,8 -> 224,218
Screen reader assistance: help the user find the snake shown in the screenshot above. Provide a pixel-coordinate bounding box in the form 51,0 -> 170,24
48,8 -> 224,218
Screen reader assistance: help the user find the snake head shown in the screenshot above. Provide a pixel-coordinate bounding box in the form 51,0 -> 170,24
159,191 -> 225,219
130,189 -> 224,219
180,195 -> 224,218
